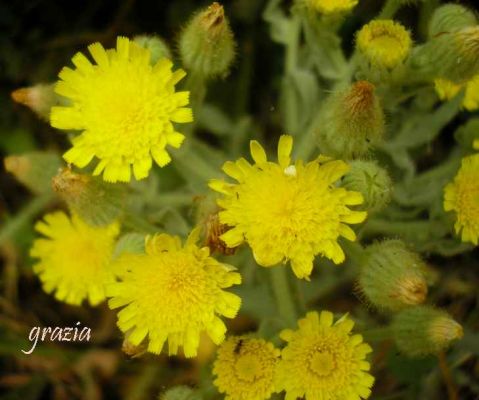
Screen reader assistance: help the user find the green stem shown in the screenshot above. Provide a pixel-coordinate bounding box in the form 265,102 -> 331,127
0,192 -> 53,245
378,0 -> 401,19
362,326 -> 394,342
270,266 -> 298,326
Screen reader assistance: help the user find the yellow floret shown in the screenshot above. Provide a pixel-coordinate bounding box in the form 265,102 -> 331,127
51,36 -> 192,183
308,0 -> 358,14
106,229 -> 242,357
209,135 -> 367,280
30,212 -> 120,306
275,311 -> 374,400
213,336 -> 280,400
444,154 -> 479,245
435,75 -> 479,111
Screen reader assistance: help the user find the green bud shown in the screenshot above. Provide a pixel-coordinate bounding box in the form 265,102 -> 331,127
52,168 -> 125,226
454,117 -> 479,150
410,26 -> 479,84
358,240 -> 428,312
342,160 -> 393,212
160,386 -> 202,400
316,81 -> 385,159
179,2 -> 236,78
11,84 -> 59,121
134,35 -> 172,63
4,152 -> 62,194
392,306 -> 463,357
428,4 -> 477,38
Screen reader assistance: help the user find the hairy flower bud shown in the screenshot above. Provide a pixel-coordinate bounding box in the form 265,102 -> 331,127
4,152 -> 62,194
52,168 -> 125,226
316,81 -> 385,159
160,386 -> 202,400
11,84 -> 59,121
411,26 -> 479,84
342,160 -> 393,212
392,306 -> 463,357
134,35 -> 172,63
179,2 -> 235,78
358,240 -> 428,312
428,4 -> 477,38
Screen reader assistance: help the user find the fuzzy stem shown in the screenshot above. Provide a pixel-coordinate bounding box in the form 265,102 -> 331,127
378,0 -> 402,19
270,266 -> 298,327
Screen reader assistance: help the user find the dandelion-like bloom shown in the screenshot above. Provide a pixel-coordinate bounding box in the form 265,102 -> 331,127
106,230 -> 241,357
307,0 -> 358,15
213,336 -> 280,400
435,75 -> 479,111
209,135 -> 367,280
275,311 -> 374,400
51,37 -> 192,183
444,154 -> 479,245
30,212 -> 120,305
356,20 -> 412,69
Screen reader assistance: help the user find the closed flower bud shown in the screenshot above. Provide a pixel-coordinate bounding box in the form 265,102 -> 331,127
179,2 -> 235,78
11,84 -> 59,121
52,168 -> 125,226
358,240 -> 428,312
160,386 -> 202,400
134,35 -> 172,63
392,306 -> 463,357
342,160 -> 393,212
428,4 -> 477,38
4,152 -> 62,194
316,81 -> 385,159
411,26 -> 479,84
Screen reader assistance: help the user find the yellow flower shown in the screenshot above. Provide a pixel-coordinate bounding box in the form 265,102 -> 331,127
30,212 -> 120,306
213,336 -> 280,400
356,20 -> 412,69
307,0 -> 358,15
208,135 -> 366,280
51,36 -> 192,183
106,229 -> 241,357
435,75 -> 479,111
275,311 -> 374,400
444,154 -> 479,245
474,139 -> 479,150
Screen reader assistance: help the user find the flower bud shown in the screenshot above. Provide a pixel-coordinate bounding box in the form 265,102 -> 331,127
428,4 -> 477,38
316,81 -> 385,159
454,118 -> 479,149
11,84 -> 59,121
4,152 -> 62,194
411,26 -> 479,84
342,160 -> 393,212
358,240 -> 428,312
392,306 -> 463,357
179,2 -> 235,78
52,168 -> 125,226
160,386 -> 202,400
133,35 -> 172,63
302,0 -> 358,16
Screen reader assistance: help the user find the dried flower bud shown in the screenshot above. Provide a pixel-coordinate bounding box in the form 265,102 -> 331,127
160,386 -> 202,400
11,84 -> 59,121
358,240 -> 428,312
204,211 -> 236,255
179,2 -> 236,78
316,81 -> 385,159
122,338 -> 147,358
134,35 -> 172,63
52,168 -> 125,226
428,4 -> 477,38
4,152 -> 62,194
342,160 -> 393,212
392,306 -> 463,357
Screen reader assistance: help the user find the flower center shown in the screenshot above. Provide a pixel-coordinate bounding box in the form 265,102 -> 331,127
309,351 -> 335,377
235,354 -> 262,382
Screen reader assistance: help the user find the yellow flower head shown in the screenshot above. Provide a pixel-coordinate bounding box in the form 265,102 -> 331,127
275,311 -> 374,400
51,36 -> 192,183
209,135 -> 367,280
356,20 -> 412,69
30,211 -> 120,306
213,336 -> 280,400
444,154 -> 479,245
435,75 -> 479,111
474,139 -> 479,150
307,0 -> 358,15
106,229 -> 242,357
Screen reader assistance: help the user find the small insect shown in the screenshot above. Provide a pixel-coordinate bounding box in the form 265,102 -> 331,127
234,339 -> 244,355
204,211 -> 237,255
